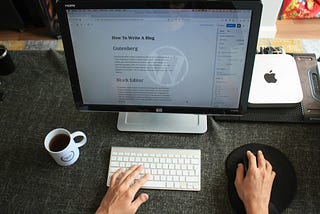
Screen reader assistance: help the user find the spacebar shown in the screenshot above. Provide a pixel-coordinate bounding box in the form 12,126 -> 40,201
143,181 -> 166,188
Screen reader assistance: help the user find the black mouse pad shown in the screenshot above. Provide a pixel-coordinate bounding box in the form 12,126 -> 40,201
225,143 -> 297,214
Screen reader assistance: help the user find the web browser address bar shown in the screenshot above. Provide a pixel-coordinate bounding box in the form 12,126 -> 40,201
94,18 -> 144,21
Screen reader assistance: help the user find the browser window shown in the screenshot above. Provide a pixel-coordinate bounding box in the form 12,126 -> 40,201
67,9 -> 251,108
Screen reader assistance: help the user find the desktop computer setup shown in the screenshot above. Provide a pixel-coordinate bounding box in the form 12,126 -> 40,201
57,0 -> 262,134
57,0 -> 300,213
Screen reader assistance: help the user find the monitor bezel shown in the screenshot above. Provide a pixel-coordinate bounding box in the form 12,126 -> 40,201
57,0 -> 262,115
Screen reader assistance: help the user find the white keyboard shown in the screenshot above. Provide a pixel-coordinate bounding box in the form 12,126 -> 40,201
107,147 -> 201,191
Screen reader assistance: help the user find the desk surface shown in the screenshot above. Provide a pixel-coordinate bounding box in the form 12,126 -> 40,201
0,50 -> 319,213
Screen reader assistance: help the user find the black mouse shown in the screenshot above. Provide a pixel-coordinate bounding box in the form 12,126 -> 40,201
226,143 -> 297,214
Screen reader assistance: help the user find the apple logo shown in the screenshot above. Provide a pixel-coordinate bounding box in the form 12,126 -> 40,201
264,70 -> 277,83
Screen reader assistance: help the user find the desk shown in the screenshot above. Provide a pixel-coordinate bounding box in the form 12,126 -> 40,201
0,50 -> 319,213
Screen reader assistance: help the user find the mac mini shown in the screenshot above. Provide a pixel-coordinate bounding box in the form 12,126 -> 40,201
248,54 -> 303,107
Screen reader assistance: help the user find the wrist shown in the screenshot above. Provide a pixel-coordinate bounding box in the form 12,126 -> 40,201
245,202 -> 269,214
96,206 -> 110,214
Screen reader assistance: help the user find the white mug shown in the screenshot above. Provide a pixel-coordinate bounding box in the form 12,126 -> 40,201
44,128 -> 87,166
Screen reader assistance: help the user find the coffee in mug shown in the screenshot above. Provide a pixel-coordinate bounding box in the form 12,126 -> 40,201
49,134 -> 70,152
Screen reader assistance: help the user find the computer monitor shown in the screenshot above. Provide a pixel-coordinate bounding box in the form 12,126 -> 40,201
57,0 -> 262,133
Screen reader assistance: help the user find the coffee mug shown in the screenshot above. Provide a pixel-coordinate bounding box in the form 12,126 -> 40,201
44,128 -> 87,166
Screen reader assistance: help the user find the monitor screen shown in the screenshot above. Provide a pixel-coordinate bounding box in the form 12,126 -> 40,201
57,0 -> 262,116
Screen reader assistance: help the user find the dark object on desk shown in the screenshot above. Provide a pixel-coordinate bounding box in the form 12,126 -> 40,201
214,104 -> 303,122
293,54 -> 320,122
0,45 -> 15,75
225,143 -> 297,214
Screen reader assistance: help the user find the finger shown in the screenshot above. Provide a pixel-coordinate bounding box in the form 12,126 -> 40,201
123,165 -> 144,188
119,165 -> 139,184
271,171 -> 276,180
257,150 -> 266,169
235,163 -> 244,187
110,168 -> 124,186
132,193 -> 149,212
265,160 -> 273,173
247,151 -> 257,169
131,173 -> 150,193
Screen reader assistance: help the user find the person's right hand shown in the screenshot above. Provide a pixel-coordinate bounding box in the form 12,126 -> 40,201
234,150 -> 276,214
96,165 -> 150,214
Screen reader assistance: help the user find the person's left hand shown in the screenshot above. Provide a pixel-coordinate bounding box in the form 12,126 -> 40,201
96,165 -> 150,214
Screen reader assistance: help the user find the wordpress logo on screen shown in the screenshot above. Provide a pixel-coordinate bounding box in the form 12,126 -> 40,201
147,46 -> 189,87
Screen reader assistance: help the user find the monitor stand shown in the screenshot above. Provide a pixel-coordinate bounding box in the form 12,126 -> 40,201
117,112 -> 207,134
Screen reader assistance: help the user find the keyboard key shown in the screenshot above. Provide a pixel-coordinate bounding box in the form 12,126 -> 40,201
144,181 -> 166,188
